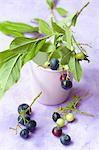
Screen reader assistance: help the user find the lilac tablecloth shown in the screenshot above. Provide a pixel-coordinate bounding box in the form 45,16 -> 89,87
0,0 -> 99,150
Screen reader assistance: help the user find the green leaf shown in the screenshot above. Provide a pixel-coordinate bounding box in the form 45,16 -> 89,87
70,2 -> 90,27
23,39 -> 45,64
69,56 -> 82,82
56,7 -> 68,17
70,13 -> 78,26
39,20 -> 52,35
10,37 -> 45,64
0,21 -> 38,37
34,18 -> 41,23
64,26 -> 72,49
0,50 -> 18,64
34,39 -> 46,55
60,46 -> 72,65
10,37 -> 35,49
0,54 -> 22,97
40,41 -> 55,53
59,14 -> 75,27
46,0 -> 54,10
33,51 -> 49,65
51,20 -> 65,34
51,50 -> 61,59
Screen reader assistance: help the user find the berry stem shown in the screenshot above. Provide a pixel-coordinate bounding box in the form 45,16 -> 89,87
26,91 -> 42,113
9,124 -> 22,134
73,109 -> 95,117
66,70 -> 70,80
48,47 -> 56,62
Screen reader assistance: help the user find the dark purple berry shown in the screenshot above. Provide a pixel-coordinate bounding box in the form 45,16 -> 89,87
52,112 -> 61,122
52,127 -> 62,137
18,104 -> 31,115
60,134 -> 71,145
61,80 -> 72,90
20,129 -> 29,139
50,58 -> 59,70
60,74 -> 67,81
26,120 -> 37,132
18,114 -> 30,126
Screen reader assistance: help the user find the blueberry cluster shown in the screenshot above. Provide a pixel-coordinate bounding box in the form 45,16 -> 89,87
18,104 -> 37,139
49,58 -> 73,90
52,112 -> 75,145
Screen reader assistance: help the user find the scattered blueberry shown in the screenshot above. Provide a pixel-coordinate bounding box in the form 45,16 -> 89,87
18,114 -> 30,126
20,129 -> 29,139
50,58 -> 59,70
26,120 -> 37,132
52,112 -> 61,122
61,80 -> 72,90
52,127 -> 62,137
18,104 -> 31,115
60,134 -> 71,145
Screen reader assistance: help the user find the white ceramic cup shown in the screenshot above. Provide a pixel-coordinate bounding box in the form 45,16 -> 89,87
30,61 -> 72,106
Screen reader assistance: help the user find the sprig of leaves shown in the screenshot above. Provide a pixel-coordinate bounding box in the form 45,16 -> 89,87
56,7 -> 68,17
0,2 -> 91,97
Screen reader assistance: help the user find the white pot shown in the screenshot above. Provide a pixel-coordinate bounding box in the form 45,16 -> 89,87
30,61 -> 72,106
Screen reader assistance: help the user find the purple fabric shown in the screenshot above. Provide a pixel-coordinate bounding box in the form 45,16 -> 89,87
0,0 -> 99,150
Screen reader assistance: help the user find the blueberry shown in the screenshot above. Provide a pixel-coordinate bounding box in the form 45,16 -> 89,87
18,104 -> 31,115
20,129 -> 29,139
18,114 -> 30,126
52,127 -> 62,137
50,58 -> 59,70
26,120 -> 37,132
60,134 -> 71,145
61,80 -> 72,90
52,112 -> 61,122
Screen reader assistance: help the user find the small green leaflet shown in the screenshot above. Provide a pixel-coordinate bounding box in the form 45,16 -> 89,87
70,2 -> 90,27
56,7 -> 68,17
0,21 -> 38,37
0,54 -> 22,97
39,20 -> 52,35
60,46 -> 72,65
46,0 -> 54,10
34,18 -> 41,23
69,56 -> 82,82
70,12 -> 78,26
51,19 -> 65,34
59,14 -> 75,27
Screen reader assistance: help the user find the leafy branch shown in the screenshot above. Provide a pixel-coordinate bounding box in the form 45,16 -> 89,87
57,94 -> 94,117
0,1 -> 91,97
